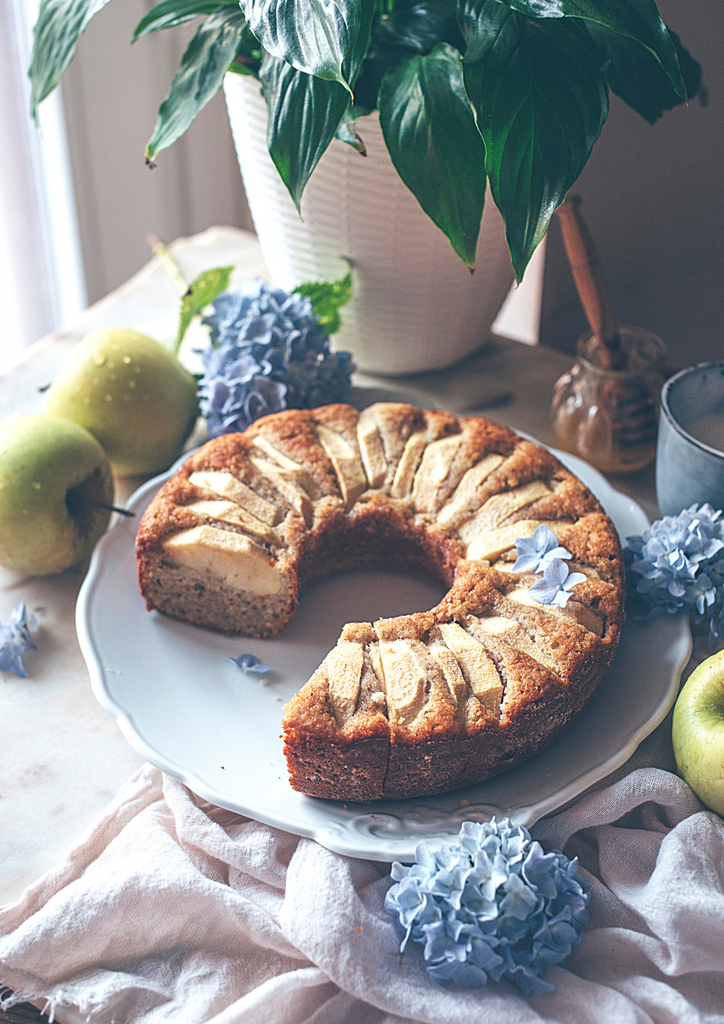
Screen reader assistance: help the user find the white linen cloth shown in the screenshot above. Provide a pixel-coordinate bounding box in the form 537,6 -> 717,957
1,764 -> 723,1024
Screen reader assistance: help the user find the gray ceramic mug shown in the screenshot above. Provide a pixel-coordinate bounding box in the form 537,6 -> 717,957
656,362 -> 724,516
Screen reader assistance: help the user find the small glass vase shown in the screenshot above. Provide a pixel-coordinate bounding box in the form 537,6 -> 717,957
551,326 -> 666,474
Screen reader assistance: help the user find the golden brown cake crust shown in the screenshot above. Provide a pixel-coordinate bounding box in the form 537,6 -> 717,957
135,403 -> 625,800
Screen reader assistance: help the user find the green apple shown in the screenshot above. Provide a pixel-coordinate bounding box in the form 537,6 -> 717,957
0,415 -> 114,576
672,649 -> 724,816
44,328 -> 199,476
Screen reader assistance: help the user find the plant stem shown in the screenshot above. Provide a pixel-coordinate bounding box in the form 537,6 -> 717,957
147,234 -> 189,296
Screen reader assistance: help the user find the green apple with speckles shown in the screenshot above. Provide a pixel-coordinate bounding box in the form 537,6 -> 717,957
0,415 -> 114,575
672,649 -> 724,817
44,328 -> 199,476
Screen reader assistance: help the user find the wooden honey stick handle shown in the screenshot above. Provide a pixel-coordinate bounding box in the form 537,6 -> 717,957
556,195 -> 627,371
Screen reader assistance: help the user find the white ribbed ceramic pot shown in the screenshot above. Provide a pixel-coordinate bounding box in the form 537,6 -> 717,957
223,73 -> 514,376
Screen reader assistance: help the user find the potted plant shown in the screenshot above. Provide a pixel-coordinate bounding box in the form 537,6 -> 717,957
29,0 -> 701,371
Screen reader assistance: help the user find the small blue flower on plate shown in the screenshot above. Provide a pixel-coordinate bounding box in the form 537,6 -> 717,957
513,525 -> 572,574
526,559 -> 587,608
226,653 -> 271,675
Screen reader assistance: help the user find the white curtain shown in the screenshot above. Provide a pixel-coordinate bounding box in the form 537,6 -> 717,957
0,0 -> 87,372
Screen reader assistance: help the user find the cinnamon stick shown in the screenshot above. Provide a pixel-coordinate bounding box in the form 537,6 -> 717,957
555,196 -> 627,371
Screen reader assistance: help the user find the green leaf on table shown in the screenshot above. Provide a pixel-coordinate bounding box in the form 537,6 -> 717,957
379,42 -> 486,268
145,6 -> 248,162
486,0 -> 686,100
29,0 -> 115,117
587,23 -> 701,124
240,0 -> 376,94
460,0 -> 609,280
175,265 -> 234,353
133,0 -> 227,40
260,54 -> 351,210
296,268 -> 353,335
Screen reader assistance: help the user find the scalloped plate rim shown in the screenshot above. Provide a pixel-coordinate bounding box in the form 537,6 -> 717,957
76,414 -> 692,861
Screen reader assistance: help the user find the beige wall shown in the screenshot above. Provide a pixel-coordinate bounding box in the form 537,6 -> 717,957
540,0 -> 724,370
61,0 -> 252,304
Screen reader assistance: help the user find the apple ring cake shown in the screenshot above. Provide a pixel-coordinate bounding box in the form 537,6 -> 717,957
136,403 -> 624,801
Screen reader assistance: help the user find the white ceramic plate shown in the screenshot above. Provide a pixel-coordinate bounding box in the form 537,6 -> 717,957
77,434 -> 691,862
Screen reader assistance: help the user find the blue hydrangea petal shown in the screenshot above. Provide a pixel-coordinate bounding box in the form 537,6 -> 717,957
421,919 -> 463,963
0,649 -> 29,678
458,887 -> 499,920
504,964 -> 556,996
498,825 -> 528,862
564,571 -> 587,590
426,958 -> 489,988
539,546 -> 574,569
513,551 -> 543,574
527,577 -> 559,604
499,873 -> 539,921
546,558 -> 570,587
522,842 -> 561,897
0,602 -> 37,678
468,935 -> 505,974
427,867 -> 470,910
390,861 -> 411,883
513,525 -> 573,574
226,653 -> 271,674
468,849 -> 508,902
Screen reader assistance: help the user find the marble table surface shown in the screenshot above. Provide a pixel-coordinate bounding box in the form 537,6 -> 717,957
0,226 -> 668,913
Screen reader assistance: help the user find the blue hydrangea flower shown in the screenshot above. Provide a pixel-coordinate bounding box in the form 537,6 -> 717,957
513,525 -> 573,574
385,818 -> 590,995
197,278 -> 355,436
526,558 -> 587,608
625,504 -> 724,645
225,653 -> 270,675
0,602 -> 37,678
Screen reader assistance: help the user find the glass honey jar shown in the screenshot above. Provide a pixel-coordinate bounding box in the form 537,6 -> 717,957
551,326 -> 666,474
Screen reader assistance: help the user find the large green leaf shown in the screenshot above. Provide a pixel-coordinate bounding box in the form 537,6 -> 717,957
460,0 -> 609,279
146,6 -> 247,162
258,0 -> 374,206
29,0 -> 114,116
490,0 -> 685,100
587,23 -> 701,124
133,0 -> 226,41
260,52 -> 351,209
379,43 -> 487,267
374,0 -> 465,53
240,0 -> 375,92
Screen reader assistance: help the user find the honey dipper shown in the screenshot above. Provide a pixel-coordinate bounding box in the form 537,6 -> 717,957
555,195 -> 658,452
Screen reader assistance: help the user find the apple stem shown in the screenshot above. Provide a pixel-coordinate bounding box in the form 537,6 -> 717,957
87,498 -> 135,518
